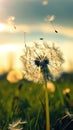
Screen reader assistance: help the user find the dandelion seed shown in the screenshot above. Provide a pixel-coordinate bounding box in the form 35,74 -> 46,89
8,119 -> 27,130
21,41 -> 64,83
45,15 -> 55,22
45,15 -> 58,33
7,16 -> 16,32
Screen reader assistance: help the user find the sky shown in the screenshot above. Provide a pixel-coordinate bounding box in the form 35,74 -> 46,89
0,0 -> 73,43
0,0 -> 73,76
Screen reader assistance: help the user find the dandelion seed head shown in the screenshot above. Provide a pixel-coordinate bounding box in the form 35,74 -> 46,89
34,55 -> 49,67
21,41 -> 64,83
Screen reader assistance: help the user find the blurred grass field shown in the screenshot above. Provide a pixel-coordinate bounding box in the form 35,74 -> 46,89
0,72 -> 73,130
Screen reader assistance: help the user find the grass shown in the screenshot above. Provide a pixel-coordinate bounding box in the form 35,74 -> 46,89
0,72 -> 73,130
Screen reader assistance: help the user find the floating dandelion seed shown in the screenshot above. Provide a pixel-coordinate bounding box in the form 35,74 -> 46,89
42,0 -> 48,6
45,15 -> 58,33
45,15 -> 55,22
7,16 -> 16,31
40,37 -> 44,40
21,42 -> 64,83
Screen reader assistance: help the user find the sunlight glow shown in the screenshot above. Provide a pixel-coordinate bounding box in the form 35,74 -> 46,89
0,23 -> 7,32
42,0 -> 48,6
7,69 -> 23,83
0,22 -> 15,32
0,44 -> 23,75
0,42 -> 73,75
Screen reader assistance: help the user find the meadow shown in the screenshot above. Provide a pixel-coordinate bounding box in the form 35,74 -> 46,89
0,72 -> 73,130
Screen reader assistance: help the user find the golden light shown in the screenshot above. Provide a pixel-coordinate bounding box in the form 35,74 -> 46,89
43,81 -> 55,92
0,44 -> 24,76
7,69 -> 23,83
63,88 -> 71,94
42,0 -> 48,6
47,82 -> 55,92
0,23 -> 7,31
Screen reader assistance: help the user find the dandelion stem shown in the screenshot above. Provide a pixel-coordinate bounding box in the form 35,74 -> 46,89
44,80 -> 50,130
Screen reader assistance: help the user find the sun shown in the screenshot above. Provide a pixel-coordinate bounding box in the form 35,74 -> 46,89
0,23 -> 7,32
